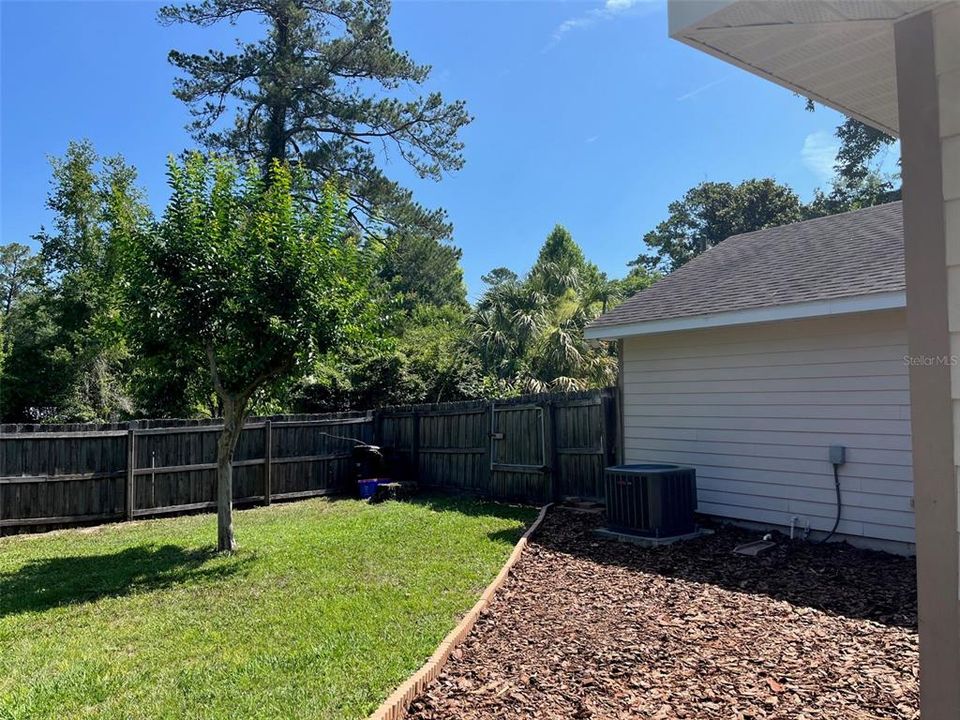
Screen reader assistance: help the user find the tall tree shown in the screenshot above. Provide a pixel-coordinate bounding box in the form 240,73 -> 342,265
529,225 -> 587,297
398,304 -> 481,402
634,179 -> 803,270
803,101 -> 900,214
473,225 -> 621,394
832,116 -> 898,186
479,267 -> 518,290
159,0 -> 471,240
608,265 -> 659,305
289,227 -> 473,413
0,244 -> 41,386
376,231 -> 468,314
0,244 -> 41,319
804,170 -> 900,219
1,142 -> 147,422
124,154 -> 373,551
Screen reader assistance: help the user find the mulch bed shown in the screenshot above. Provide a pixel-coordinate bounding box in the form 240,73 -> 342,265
405,509 -> 918,719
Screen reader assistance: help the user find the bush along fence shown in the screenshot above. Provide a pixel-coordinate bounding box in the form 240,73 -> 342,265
0,388 -> 618,535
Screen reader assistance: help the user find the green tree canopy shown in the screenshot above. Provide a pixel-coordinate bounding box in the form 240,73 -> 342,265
159,0 -> 471,241
376,231 -> 468,315
0,243 -> 42,388
480,267 -> 518,289
290,226 -> 473,412
633,179 -> 804,271
1,141 -> 148,423
124,154 -> 374,551
804,171 -> 900,219
832,116 -> 898,186
473,225 -> 626,394
529,225 -> 589,297
802,102 -> 900,215
0,243 -> 41,319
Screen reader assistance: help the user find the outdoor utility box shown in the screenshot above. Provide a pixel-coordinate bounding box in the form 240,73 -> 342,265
604,464 -> 697,537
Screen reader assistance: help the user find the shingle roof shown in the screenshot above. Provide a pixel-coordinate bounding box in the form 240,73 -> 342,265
590,201 -> 904,330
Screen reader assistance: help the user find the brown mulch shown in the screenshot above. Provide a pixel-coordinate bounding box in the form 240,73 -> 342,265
405,509 -> 918,720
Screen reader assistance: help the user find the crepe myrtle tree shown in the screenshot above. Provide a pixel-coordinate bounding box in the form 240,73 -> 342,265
125,153 -> 373,551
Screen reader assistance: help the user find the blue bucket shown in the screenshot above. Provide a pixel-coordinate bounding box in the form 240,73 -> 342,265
358,479 -> 379,499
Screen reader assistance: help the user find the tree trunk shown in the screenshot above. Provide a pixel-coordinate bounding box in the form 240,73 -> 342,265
264,5 -> 291,171
216,395 -> 246,552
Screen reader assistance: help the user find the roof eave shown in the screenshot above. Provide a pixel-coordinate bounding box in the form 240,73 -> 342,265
666,0 -> 948,138
669,30 -> 900,137
584,291 -> 906,340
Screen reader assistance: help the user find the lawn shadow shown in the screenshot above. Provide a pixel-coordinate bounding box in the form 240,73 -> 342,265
485,527 -> 529,546
406,493 -> 537,523
532,509 -> 918,630
0,544 -> 250,617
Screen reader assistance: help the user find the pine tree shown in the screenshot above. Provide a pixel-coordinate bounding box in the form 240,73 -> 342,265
160,0 -> 471,241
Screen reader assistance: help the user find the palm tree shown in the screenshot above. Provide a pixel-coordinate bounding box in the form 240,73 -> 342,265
472,226 -> 621,394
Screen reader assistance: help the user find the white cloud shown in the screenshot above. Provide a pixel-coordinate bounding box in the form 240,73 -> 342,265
552,16 -> 596,41
801,130 -> 839,182
586,135 -> 600,143
544,0 -> 657,52
676,75 -> 731,102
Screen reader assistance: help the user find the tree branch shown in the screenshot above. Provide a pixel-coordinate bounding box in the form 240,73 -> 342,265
205,343 -> 226,399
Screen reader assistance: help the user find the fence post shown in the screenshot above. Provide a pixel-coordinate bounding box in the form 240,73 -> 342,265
150,451 -> 156,510
264,419 -> 272,505
411,411 -> 421,481
543,400 -> 558,503
368,409 -> 381,447
485,401 -> 495,495
125,423 -> 137,520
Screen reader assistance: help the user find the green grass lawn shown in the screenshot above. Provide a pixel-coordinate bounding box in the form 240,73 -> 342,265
0,496 -> 536,720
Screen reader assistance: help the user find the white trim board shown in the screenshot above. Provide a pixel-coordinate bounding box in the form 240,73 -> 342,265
584,291 -> 906,340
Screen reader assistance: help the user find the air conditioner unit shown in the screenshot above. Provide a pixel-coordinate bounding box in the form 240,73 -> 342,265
604,464 -> 697,537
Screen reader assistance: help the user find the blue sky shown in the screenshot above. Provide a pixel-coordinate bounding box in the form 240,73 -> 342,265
0,0 -> 895,300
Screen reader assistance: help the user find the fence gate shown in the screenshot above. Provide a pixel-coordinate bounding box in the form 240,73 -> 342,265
551,395 -> 612,501
489,403 -> 550,501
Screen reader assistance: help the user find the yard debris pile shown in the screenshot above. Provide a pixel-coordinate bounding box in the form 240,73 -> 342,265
405,510 -> 918,719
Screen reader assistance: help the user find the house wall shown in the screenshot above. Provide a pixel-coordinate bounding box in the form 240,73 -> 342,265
620,308 -> 914,547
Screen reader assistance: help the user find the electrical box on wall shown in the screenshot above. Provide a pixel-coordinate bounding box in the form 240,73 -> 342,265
829,445 -> 846,465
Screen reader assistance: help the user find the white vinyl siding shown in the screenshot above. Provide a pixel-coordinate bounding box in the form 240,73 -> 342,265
621,309 -> 914,545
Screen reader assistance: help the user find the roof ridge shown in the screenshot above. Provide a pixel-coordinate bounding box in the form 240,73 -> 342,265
589,200 -> 904,331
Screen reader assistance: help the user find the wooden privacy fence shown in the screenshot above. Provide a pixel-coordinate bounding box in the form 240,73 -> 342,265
377,388 -> 618,504
0,389 -> 618,534
0,413 -> 373,534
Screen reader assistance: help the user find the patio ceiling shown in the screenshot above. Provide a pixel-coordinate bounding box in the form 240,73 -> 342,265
668,0 -> 944,137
